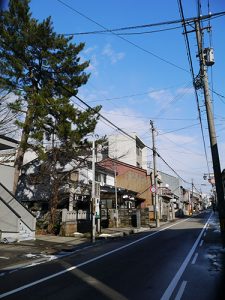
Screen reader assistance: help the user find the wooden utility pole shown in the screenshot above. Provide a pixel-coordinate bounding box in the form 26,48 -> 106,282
150,120 -> 160,228
195,20 -> 225,246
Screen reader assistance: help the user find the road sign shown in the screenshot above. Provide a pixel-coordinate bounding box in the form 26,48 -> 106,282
150,186 -> 157,193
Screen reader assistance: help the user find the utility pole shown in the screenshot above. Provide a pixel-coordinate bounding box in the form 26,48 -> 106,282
114,164 -> 119,228
195,20 -> 225,246
91,138 -> 96,243
191,179 -> 194,215
150,120 -> 160,228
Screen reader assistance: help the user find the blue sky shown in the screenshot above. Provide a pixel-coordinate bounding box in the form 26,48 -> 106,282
29,0 -> 225,192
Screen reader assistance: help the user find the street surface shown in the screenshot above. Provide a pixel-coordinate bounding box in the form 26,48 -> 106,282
0,211 -> 223,300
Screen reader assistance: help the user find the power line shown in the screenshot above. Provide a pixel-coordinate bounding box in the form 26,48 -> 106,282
56,0 -> 189,73
157,122 -> 200,135
59,10 -> 225,36
59,84 -> 190,183
111,26 -> 182,36
177,0 -> 211,175
64,25 -> 183,36
1,2 -> 193,185
211,89 -> 225,104
103,111 -> 197,121
153,81 -> 193,118
159,132 -> 207,157
86,84 -> 186,103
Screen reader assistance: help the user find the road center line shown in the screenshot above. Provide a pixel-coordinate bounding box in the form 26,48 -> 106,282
0,215 -> 207,299
174,281 -> 187,300
160,213 -> 212,300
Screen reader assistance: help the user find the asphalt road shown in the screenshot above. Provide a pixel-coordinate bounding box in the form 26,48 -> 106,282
0,211 -> 223,300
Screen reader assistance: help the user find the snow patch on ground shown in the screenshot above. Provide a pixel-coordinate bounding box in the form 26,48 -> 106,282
99,233 -> 113,238
24,253 -> 58,261
24,253 -> 38,258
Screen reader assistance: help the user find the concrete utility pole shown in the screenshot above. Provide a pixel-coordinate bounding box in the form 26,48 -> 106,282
191,179 -> 194,214
195,20 -> 225,246
150,120 -> 160,228
91,138 -> 96,243
114,164 -> 119,228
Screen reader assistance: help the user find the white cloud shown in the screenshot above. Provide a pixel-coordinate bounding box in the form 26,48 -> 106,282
176,87 -> 194,94
158,132 -> 197,145
95,107 -> 147,137
73,90 -> 212,189
83,46 -> 97,54
148,86 -> 193,105
148,89 -> 172,104
102,43 -> 125,64
156,131 -> 212,185
94,107 -> 210,186
87,54 -> 99,76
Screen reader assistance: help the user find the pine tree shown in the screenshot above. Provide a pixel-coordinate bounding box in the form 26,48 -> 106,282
0,0 -> 101,231
0,0 -> 100,190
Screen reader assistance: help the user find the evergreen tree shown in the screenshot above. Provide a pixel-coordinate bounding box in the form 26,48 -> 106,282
0,0 -> 101,192
0,0 -> 101,231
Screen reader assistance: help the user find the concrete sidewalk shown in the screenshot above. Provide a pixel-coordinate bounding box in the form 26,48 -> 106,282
0,234 -> 90,272
0,225 -> 154,272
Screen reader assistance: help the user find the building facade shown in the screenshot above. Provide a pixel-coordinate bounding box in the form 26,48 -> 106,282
106,133 -> 148,170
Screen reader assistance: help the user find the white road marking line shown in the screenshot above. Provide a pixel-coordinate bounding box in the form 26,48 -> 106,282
191,253 -> 198,265
203,232 -> 206,237
0,257 -> 9,260
0,217 -> 193,299
174,281 -> 187,300
199,239 -> 204,247
160,213 -> 212,300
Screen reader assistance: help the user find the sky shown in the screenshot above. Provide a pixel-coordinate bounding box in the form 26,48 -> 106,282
27,0 -> 225,193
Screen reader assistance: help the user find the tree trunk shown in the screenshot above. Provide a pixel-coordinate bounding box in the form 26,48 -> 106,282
13,107 -> 33,194
13,147 -> 25,194
48,180 -> 60,234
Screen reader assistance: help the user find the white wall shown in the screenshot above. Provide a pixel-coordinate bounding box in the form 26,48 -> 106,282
108,134 -> 136,166
108,133 -> 147,169
0,164 -> 15,192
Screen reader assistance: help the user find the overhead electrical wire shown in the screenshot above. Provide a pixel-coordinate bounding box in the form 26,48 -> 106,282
1,0 -> 193,185
86,84 -> 187,103
177,0 -> 211,176
64,25 -> 183,36
60,84 -> 191,183
110,26 -> 182,36
160,127 -> 207,157
212,90 -> 225,105
211,89 -> 225,99
152,81 -> 194,119
157,122 -> 200,135
103,111 -> 197,121
54,0 -> 199,184
207,0 -> 215,112
59,10 -> 225,36
56,0 -> 189,73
